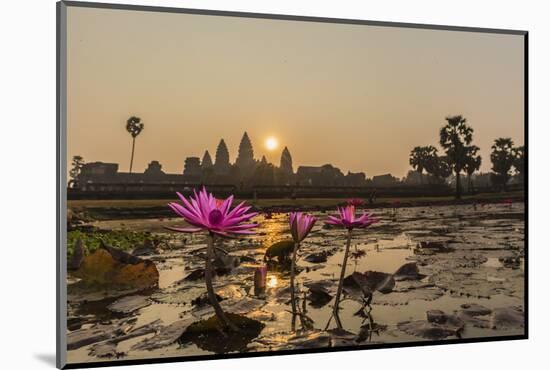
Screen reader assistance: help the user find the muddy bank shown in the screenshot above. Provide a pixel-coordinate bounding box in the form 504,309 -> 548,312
68,192 -> 524,221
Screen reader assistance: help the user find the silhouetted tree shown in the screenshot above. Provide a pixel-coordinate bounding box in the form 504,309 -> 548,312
409,146 -> 437,184
513,145 -> 525,183
214,139 -> 231,175
69,155 -> 84,187
490,138 -> 515,191
425,152 -> 451,184
126,116 -> 144,173
439,115 -> 473,199
464,146 -> 482,193
434,156 -> 453,183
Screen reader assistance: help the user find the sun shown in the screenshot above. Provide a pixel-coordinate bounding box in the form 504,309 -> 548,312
265,137 -> 278,151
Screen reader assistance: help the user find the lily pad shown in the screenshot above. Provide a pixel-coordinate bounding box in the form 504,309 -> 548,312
304,252 -> 329,263
397,319 -> 462,340
132,319 -> 194,351
179,313 -> 265,353
107,295 -> 151,314
490,307 -> 524,330
344,271 -> 395,296
264,240 -> 295,263
415,241 -> 455,255
305,280 -> 334,308
393,262 -> 425,281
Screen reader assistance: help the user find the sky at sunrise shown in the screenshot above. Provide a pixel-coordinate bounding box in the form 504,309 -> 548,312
66,6 -> 525,178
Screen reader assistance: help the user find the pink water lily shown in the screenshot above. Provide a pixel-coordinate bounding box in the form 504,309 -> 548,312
346,198 -> 364,207
288,211 -> 316,331
289,212 -> 317,243
325,205 -> 378,230
326,204 -> 378,331
167,187 -> 258,237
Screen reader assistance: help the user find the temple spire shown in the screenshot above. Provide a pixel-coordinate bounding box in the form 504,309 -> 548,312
201,150 -> 213,168
280,146 -> 293,174
236,132 -> 255,168
214,139 -> 230,174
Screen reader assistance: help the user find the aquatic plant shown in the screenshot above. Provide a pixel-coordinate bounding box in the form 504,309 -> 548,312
167,187 -> 258,331
289,212 -> 317,330
254,265 -> 268,296
325,205 -> 378,329
347,198 -> 364,207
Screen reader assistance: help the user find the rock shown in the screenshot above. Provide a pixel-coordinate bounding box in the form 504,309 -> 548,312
71,242 -> 159,290
68,238 -> 86,271
107,295 -> 151,314
393,262 -> 425,281
131,319 -> 193,351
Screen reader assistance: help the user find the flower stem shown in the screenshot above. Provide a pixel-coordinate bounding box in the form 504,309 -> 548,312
290,241 -> 300,331
205,234 -> 238,332
333,229 -> 353,330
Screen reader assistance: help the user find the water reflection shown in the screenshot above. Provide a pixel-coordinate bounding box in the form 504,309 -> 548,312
69,203 -> 525,363
267,275 -> 278,289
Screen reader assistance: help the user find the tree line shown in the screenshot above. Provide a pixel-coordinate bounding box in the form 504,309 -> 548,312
410,115 -> 524,199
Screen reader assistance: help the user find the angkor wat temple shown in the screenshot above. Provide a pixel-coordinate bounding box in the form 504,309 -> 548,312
72,132 -> 372,192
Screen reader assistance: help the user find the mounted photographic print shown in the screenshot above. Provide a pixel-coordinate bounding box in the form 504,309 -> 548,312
57,1 -> 528,368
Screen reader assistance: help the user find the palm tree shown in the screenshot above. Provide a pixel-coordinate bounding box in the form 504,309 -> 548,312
439,115 -> 473,199
513,145 -> 525,183
409,146 -> 436,184
69,155 -> 84,188
126,116 -> 144,173
490,138 -> 515,191
464,146 -> 482,193
424,152 -> 452,184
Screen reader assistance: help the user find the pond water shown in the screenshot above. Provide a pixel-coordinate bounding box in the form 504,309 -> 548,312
67,202 -> 525,364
